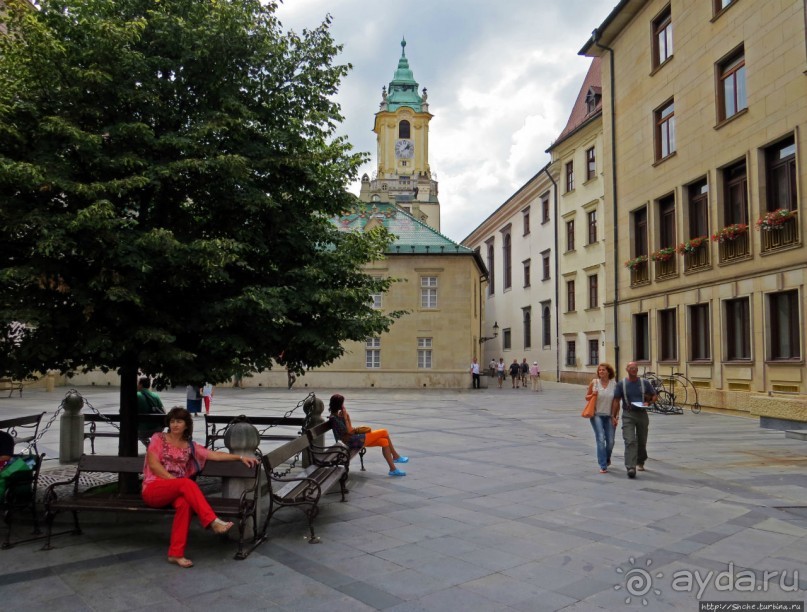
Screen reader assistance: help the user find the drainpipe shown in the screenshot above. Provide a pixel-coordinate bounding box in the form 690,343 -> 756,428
541,164 -> 560,382
592,28 -> 620,369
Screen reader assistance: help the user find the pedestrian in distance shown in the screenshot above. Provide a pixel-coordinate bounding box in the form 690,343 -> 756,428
529,361 -> 542,391
587,363 -> 617,473
470,357 -> 481,389
520,358 -> 529,389
137,377 -> 166,446
185,385 -> 202,418
496,358 -> 505,388
201,383 -> 214,415
612,361 -> 657,479
509,359 -> 520,388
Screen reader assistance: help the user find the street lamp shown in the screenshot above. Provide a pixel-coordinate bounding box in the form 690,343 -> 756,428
479,321 -> 499,344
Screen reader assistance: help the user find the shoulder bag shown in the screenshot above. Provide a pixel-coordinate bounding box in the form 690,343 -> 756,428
581,381 -> 597,418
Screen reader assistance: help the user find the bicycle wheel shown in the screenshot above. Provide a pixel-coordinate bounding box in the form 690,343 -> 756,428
691,402 -> 702,414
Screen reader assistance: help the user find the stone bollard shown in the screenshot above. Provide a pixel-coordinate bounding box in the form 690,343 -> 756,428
224,419 -> 261,538
302,395 -> 325,468
59,390 -> 85,463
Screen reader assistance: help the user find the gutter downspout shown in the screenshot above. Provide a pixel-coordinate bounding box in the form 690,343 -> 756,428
541,164 -> 560,382
592,28 -> 620,370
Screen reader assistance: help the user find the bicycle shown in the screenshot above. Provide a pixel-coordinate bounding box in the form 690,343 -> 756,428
641,370 -> 701,414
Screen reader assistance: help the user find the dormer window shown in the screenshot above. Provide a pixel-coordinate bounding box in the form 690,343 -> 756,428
585,88 -> 601,114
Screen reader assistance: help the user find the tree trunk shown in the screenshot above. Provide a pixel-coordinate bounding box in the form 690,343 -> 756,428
118,363 -> 140,493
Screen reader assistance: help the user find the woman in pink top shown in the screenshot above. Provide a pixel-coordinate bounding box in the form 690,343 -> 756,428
142,406 -> 259,568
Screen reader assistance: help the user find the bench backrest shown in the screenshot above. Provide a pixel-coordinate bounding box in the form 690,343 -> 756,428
199,460 -> 260,479
204,415 -> 306,427
77,454 -> 145,474
305,420 -> 334,442
263,435 -> 311,471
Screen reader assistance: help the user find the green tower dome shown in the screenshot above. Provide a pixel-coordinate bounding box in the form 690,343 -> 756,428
386,38 -> 423,112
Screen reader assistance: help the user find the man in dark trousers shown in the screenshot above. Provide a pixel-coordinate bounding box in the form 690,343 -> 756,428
612,362 -> 657,479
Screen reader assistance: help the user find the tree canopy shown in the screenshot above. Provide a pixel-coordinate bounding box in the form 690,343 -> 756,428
0,0 -> 400,392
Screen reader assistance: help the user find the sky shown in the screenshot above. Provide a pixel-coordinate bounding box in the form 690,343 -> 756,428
275,0 -> 618,243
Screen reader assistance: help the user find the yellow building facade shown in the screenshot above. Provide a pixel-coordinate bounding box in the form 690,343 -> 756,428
582,0 -> 807,425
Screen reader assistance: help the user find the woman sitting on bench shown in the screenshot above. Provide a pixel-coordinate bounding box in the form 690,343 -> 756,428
328,394 -> 409,477
142,406 -> 259,568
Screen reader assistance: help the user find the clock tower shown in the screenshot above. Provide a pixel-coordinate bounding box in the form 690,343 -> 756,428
359,38 -> 440,231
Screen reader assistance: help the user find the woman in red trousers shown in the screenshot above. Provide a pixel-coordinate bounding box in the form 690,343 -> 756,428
142,406 -> 259,568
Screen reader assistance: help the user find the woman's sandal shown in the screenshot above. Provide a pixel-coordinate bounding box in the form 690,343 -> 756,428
210,518 -> 233,535
168,556 -> 194,568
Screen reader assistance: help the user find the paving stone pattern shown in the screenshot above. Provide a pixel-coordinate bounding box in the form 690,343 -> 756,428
0,383 -> 805,611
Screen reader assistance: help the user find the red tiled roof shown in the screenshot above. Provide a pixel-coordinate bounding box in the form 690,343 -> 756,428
551,57 -> 602,147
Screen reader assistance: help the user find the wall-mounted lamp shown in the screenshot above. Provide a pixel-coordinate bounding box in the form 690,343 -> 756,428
479,321 -> 499,344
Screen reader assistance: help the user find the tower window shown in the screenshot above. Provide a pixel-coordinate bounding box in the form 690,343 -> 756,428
399,120 -> 410,139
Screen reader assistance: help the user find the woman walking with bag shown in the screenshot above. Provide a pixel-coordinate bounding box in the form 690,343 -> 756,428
587,363 -> 617,473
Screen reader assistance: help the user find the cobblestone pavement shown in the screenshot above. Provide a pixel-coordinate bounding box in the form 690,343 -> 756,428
0,382 -> 805,611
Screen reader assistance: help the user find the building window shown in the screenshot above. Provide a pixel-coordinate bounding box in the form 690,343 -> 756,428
365,337 -> 380,368
503,328 -> 512,351
566,280 -> 575,312
542,303 -> 551,348
566,341 -> 576,367
688,179 -> 709,239
634,313 -> 650,362
587,210 -> 597,244
417,338 -> 433,369
487,243 -> 495,296
588,339 -> 599,366
586,147 -> 596,181
653,5 -> 673,68
523,307 -> 532,349
565,161 -> 575,192
655,99 -> 676,161
542,251 -> 550,280
541,194 -> 550,223
714,0 -> 734,14
659,195 -> 676,248
503,233 -> 512,290
768,290 -> 800,360
718,46 -> 746,122
723,160 -> 748,225
659,308 -> 677,362
689,303 -> 711,361
523,209 -> 530,235
370,275 -> 382,309
398,120 -> 410,139
765,135 -> 797,213
566,219 -> 575,252
523,259 -> 531,288
420,276 -> 437,308
588,274 -> 598,309
724,297 -> 751,361
633,207 -> 648,258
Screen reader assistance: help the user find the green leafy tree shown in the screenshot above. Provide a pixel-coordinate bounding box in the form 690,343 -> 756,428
0,0 -> 400,457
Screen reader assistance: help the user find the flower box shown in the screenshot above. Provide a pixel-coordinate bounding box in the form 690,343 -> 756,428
677,235 -> 709,255
756,208 -> 797,231
624,254 -> 648,270
711,223 -> 748,243
650,247 -> 676,262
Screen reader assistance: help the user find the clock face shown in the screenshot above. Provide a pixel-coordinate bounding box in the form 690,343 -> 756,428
395,139 -> 414,159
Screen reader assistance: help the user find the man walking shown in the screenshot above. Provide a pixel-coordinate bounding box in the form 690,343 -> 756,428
612,362 -> 657,479
520,358 -> 529,389
470,357 -> 481,389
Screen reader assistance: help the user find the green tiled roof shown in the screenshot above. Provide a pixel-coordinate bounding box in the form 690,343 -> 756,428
337,202 -> 473,255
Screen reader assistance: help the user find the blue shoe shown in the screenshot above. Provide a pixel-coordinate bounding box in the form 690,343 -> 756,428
389,469 -> 406,477
394,456 -> 409,464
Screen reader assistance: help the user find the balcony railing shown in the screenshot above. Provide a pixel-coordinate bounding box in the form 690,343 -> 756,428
654,257 -> 677,279
719,233 -> 750,263
630,261 -> 649,286
684,242 -> 710,272
761,217 -> 799,252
